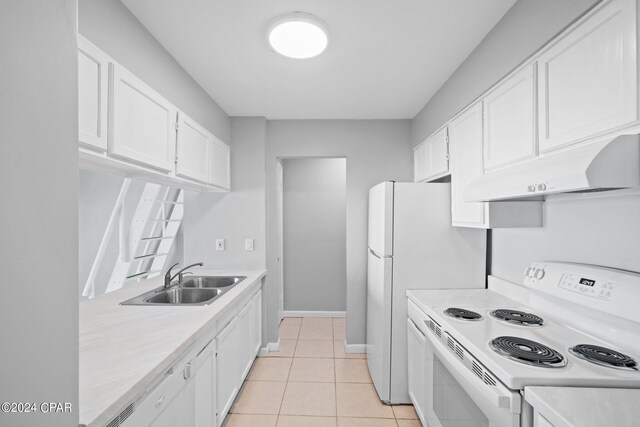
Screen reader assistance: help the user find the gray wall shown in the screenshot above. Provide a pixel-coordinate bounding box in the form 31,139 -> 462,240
79,0 -> 230,141
184,117 -> 267,269
283,158 -> 347,312
412,0 -> 598,146
0,1 -> 78,425
267,120 -> 413,346
493,193 -> 640,282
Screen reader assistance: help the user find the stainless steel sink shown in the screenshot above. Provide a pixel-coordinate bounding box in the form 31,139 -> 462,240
120,275 -> 244,306
145,288 -> 221,304
179,276 -> 245,289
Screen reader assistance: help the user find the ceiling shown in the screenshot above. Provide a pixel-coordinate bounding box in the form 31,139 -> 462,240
122,0 -> 516,120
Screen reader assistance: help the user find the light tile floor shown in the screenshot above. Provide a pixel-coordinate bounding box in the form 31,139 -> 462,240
224,317 -> 420,427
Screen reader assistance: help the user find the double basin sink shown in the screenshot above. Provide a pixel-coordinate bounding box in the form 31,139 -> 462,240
121,276 -> 246,306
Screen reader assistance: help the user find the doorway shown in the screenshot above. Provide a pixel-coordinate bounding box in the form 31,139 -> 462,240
278,158 -> 347,316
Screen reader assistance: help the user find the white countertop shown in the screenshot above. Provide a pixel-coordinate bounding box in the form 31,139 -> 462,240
525,386 -> 640,427
79,269 -> 266,427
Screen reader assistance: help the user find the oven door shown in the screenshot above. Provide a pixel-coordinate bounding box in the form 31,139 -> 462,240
423,324 -> 521,427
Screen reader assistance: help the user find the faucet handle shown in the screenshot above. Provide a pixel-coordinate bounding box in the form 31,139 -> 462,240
165,262 -> 180,278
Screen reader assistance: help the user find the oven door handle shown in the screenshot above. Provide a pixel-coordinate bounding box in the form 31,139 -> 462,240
427,328 -> 522,415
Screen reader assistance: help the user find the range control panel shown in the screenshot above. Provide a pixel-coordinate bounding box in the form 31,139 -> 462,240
558,273 -> 614,300
522,261 -> 640,324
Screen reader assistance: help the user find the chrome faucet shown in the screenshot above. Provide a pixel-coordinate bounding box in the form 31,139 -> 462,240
164,262 -> 204,289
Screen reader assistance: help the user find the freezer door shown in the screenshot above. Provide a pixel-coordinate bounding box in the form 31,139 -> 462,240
368,182 -> 394,257
366,248 -> 393,403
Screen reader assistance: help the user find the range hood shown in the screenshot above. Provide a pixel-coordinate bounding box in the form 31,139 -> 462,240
465,134 -> 640,202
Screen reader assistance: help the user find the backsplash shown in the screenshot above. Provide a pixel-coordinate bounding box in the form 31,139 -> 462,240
492,191 -> 640,283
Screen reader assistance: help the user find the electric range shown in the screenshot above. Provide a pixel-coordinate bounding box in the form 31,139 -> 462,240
406,262 -> 640,427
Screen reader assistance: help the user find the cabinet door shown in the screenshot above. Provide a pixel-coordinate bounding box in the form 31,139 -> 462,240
538,0 -> 637,152
406,319 -> 426,425
237,303 -> 253,382
194,338 -> 216,427
210,137 -> 230,189
176,112 -> 212,184
484,63 -> 537,170
109,64 -> 177,171
215,317 -> 238,426
413,142 -> 428,182
150,380 -> 195,427
78,37 -> 109,151
425,127 -> 449,179
449,103 -> 487,227
251,291 -> 262,357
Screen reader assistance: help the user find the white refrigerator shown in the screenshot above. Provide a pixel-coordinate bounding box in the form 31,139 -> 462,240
366,181 -> 487,404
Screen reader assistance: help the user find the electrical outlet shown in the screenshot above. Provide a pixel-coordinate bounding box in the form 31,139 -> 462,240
216,239 -> 225,251
245,238 -> 254,251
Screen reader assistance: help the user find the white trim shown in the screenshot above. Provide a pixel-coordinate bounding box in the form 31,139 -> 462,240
258,340 -> 280,357
283,310 -> 346,318
344,340 -> 366,354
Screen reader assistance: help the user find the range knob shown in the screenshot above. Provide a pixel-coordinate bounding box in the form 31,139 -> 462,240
527,184 -> 536,192
534,268 -> 545,280
537,183 -> 547,191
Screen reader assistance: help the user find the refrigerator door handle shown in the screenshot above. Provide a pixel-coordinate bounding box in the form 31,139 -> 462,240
369,248 -> 391,259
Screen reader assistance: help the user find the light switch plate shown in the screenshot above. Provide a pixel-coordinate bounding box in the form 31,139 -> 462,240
245,238 -> 254,251
216,239 -> 225,251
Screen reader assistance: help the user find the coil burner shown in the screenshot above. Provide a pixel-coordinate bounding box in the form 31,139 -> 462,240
490,309 -> 544,326
490,336 -> 567,368
444,307 -> 482,321
570,344 -> 637,371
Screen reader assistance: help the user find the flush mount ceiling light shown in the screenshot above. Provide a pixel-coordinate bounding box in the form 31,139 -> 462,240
267,12 -> 329,59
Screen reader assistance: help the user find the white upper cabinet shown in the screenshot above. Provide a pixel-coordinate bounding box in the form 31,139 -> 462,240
176,112 -> 212,184
109,64 -> 177,172
78,37 -> 110,151
414,127 -> 449,182
425,127 -> 449,180
537,0 -> 637,153
210,137 -> 231,190
483,63 -> 537,171
450,103 -> 487,227
413,142 -> 428,182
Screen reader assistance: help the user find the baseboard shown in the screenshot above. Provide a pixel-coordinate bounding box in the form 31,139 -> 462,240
344,340 -> 366,354
283,310 -> 346,318
258,340 -> 280,357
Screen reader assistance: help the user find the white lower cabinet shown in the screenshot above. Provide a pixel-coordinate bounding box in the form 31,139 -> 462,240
251,291 -> 262,357
406,318 -> 426,426
215,290 -> 262,426
237,304 -> 253,381
194,337 -> 216,427
215,315 -> 239,426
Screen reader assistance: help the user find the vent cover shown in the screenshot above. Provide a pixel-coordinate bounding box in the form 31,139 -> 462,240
106,403 -> 135,427
470,360 -> 496,387
472,361 -> 483,379
426,316 -> 442,337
